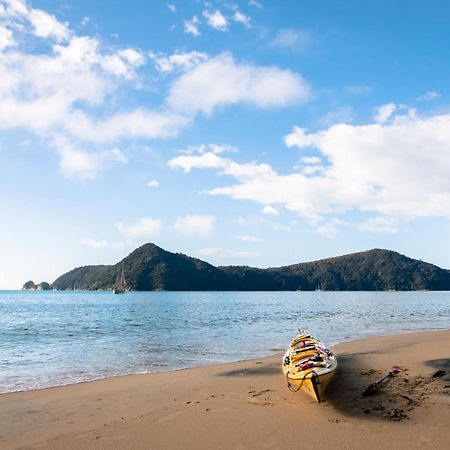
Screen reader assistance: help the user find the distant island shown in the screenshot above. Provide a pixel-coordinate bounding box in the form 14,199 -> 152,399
22,281 -> 51,291
26,244 -> 450,292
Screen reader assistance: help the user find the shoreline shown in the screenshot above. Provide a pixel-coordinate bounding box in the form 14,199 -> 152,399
2,326 -> 449,396
1,329 -> 449,449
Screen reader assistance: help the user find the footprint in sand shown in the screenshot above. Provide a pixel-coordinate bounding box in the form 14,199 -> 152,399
156,410 -> 181,424
418,436 -> 433,446
97,435 -> 127,441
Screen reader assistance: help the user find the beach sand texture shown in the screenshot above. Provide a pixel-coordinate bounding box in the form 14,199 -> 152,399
0,330 -> 449,450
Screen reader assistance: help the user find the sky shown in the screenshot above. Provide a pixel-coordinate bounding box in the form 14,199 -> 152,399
1,0 -> 450,288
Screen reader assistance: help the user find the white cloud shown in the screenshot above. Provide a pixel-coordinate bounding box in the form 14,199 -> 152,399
237,235 -> 262,242
80,239 -> 109,248
55,138 -> 127,180
359,217 -> 398,234
147,180 -> 159,188
0,25 -> 15,50
64,110 -> 188,144
184,16 -> 200,37
271,28 -> 312,51
262,205 -> 279,215
167,53 -> 311,115
315,222 -> 338,237
248,0 -> 263,8
374,102 -> 397,123
179,143 -> 238,155
2,0 -> 70,41
416,91 -> 440,102
167,4 -> 176,13
0,2 -> 313,183
116,217 -> 162,240
198,248 -> 260,258
272,223 -> 292,233
28,8 -> 70,41
169,108 -> 450,228
233,11 -> 251,28
301,156 -> 322,164
301,165 -> 325,176
56,140 -> 105,181
174,214 -> 214,237
0,3 -> 185,179
149,50 -> 208,73
80,238 -> 125,249
317,106 -> 354,127
168,150 -> 275,180
110,148 -> 127,163
203,10 -> 228,31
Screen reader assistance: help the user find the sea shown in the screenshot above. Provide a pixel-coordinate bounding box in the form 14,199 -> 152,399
1,290 -> 449,393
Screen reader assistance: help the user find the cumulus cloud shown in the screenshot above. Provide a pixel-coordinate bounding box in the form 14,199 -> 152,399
248,0 -> 263,8
0,25 -> 15,50
167,53 -> 311,115
80,239 -> 109,248
116,218 -> 162,240
262,205 -> 279,215
147,180 -> 159,188
0,1 -> 183,179
203,10 -> 228,31
301,156 -> 322,164
168,150 -> 275,180
149,50 -> 208,73
1,0 -> 71,41
169,108 -> 450,228
55,139 -> 126,181
198,248 -> 260,258
178,143 -> 238,156
110,148 -> 127,163
359,217 -> 398,234
233,11 -> 251,28
0,1 -> 312,181
80,238 -> 125,249
184,16 -> 200,36
174,215 -> 214,237
416,91 -> 440,102
374,103 -> 397,123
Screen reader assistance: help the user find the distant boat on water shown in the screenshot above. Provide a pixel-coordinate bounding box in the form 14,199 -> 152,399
113,265 -> 127,294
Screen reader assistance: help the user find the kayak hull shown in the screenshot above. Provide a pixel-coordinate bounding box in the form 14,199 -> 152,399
282,334 -> 337,402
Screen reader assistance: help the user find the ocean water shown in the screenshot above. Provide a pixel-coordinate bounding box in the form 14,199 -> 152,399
0,290 -> 449,393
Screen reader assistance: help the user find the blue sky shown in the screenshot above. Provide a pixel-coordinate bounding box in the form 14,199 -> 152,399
1,0 -> 450,288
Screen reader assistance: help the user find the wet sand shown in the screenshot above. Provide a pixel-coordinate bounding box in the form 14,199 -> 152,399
1,330 -> 449,449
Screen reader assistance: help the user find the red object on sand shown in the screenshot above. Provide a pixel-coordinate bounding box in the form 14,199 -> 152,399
362,365 -> 402,396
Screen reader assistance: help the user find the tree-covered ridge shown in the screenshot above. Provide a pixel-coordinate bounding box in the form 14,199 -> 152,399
50,244 -> 450,291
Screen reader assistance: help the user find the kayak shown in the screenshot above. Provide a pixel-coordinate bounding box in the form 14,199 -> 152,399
282,333 -> 337,402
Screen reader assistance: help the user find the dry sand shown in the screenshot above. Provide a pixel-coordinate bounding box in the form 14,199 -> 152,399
1,330 -> 449,450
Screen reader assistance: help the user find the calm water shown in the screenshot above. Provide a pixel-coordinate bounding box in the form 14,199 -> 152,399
1,290 -> 449,393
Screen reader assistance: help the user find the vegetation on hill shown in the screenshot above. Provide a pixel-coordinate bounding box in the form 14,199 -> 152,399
49,244 -> 450,292
22,280 -> 51,290
22,280 -> 36,290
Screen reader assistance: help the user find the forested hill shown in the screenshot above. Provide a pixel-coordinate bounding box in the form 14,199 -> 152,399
49,244 -> 450,291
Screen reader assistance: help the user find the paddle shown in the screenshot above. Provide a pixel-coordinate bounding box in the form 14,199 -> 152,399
362,365 -> 402,396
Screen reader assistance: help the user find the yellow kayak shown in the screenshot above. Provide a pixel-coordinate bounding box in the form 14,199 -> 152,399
282,333 -> 337,402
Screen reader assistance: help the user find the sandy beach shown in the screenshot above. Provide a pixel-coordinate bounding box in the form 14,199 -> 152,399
1,329 -> 449,450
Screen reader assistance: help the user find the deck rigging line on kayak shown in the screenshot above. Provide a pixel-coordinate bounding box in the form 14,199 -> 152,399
286,369 -> 319,393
